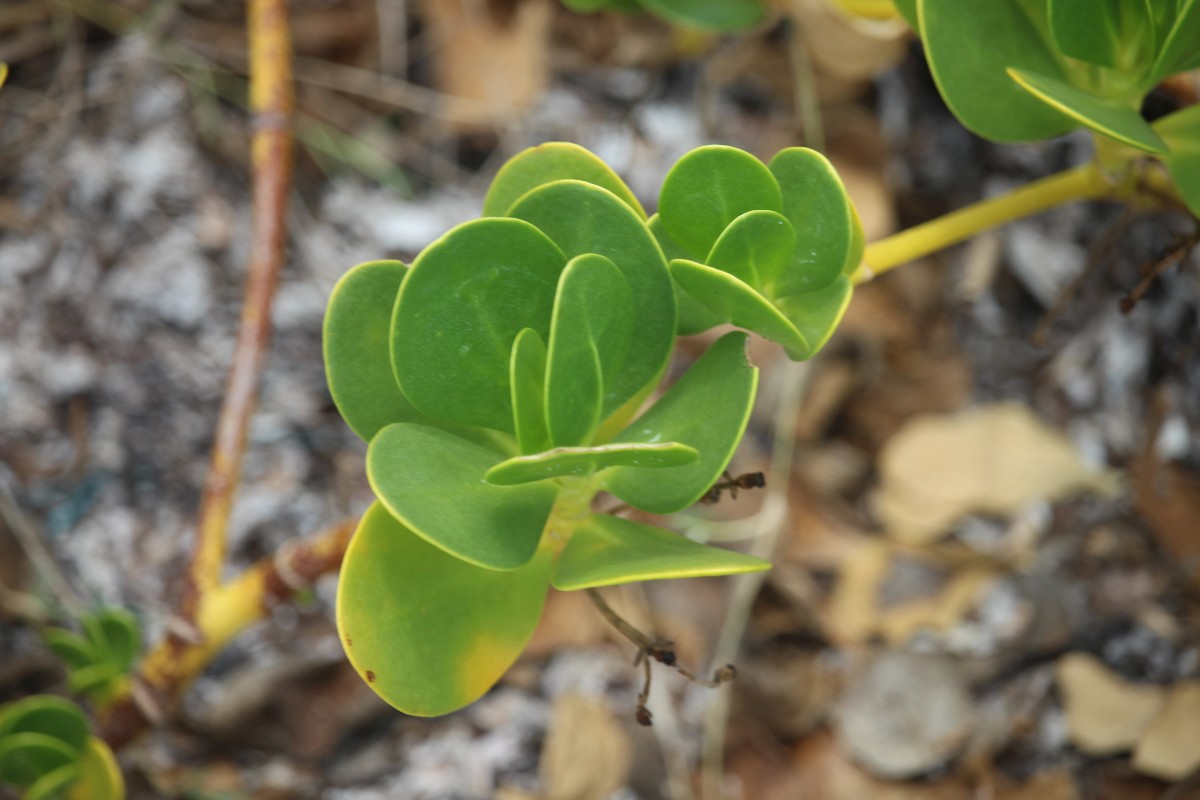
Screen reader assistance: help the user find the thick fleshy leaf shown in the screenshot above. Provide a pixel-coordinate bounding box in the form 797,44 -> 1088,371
367,423 -> 557,570
918,0 -> 1076,142
892,0 -> 917,26
637,0 -> 765,30
705,210 -> 796,291
0,734 -> 78,788
769,148 -> 863,292
486,442 -> 698,485
338,502 -> 551,716
774,276 -> 854,359
42,630 -> 100,671
1150,0 -> 1200,81
551,514 -> 770,590
545,254 -> 633,446
0,698 -> 88,754
510,328 -> 551,455
510,180 -> 674,412
324,260 -> 423,441
1049,0 -> 1156,70
26,763 -> 81,800
392,218 -> 566,433
483,142 -> 645,218
84,608 -> 139,671
670,260 -> 809,359
658,145 -> 783,260
66,663 -> 122,698
67,738 -> 124,800
649,214 -> 726,335
1155,104 -> 1200,217
1008,69 -> 1167,153
605,332 -> 758,514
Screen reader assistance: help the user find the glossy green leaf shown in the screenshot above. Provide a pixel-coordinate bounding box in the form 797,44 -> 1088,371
670,259 -> 809,359
605,332 -> 758,514
510,180 -> 675,412
85,608 -> 139,671
337,502 -> 551,716
486,442 -> 698,485
648,214 -> 726,335
552,514 -> 770,590
706,210 -> 796,291
323,260 -> 424,441
1150,0 -> 1200,81
367,423 -> 557,570
774,276 -> 854,358
658,145 -> 783,260
0,734 -> 77,788
1155,104 -> 1200,217
0,698 -> 88,755
893,0 -> 917,26
26,763 -> 81,800
1049,0 -> 1156,70
66,663 -> 122,698
545,254 -> 633,446
392,218 -> 566,433
510,328 -> 551,455
42,630 -> 100,672
919,0 -> 1077,141
637,0 -> 765,30
1008,68 -> 1168,153
483,142 -> 645,218
769,147 -> 863,292
68,738 -> 124,800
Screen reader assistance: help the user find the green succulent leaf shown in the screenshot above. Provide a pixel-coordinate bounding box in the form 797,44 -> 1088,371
0,734 -> 78,789
774,276 -> 854,358
605,332 -> 758,514
337,502 -> 551,716
648,214 -> 726,335
66,663 -> 123,699
769,147 -> 864,292
551,514 -> 770,590
392,218 -> 566,433
918,0 -> 1076,141
510,180 -> 675,411
84,608 -> 139,671
367,423 -> 557,570
68,738 -> 124,800
892,0 -> 917,27
636,0 -> 765,30
1149,0 -> 1200,82
545,254 -> 634,447
510,328 -> 552,455
706,210 -> 796,290
1155,104 -> 1200,217
26,763 -> 82,800
0,697 -> 88,755
42,630 -> 100,672
670,259 -> 809,358
1008,68 -> 1168,153
1049,0 -> 1156,70
483,142 -> 645,218
486,442 -> 698,485
658,145 -> 783,260
323,260 -> 427,441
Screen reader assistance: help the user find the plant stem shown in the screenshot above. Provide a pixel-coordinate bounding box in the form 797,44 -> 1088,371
182,0 -> 294,618
853,162 -> 1110,283
98,518 -> 355,750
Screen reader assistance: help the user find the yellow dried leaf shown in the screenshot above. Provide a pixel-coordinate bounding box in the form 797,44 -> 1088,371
540,694 -> 631,800
1132,682 -> 1200,781
1057,653 -> 1166,756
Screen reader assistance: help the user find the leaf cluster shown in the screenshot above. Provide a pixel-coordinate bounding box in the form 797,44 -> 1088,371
324,142 -> 860,715
896,0 -> 1200,215
42,609 -> 140,705
0,697 -> 123,800
559,0 -> 765,31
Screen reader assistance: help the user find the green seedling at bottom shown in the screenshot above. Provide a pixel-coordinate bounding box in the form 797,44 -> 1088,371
324,142 -> 862,716
0,696 -> 124,800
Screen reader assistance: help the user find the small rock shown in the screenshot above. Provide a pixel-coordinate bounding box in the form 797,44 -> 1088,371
836,651 -> 975,779
1132,681 -> 1200,781
1056,653 -> 1166,756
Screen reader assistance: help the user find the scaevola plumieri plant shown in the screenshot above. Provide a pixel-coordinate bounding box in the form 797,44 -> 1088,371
324,142 -> 862,715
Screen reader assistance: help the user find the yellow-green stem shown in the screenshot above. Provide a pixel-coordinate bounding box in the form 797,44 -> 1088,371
854,162 -> 1111,282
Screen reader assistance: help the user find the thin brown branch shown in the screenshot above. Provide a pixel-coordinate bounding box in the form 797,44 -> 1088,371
1120,228 -> 1200,314
182,0 -> 294,620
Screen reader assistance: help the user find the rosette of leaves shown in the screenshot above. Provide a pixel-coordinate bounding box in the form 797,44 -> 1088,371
42,609 -> 139,705
894,0 -> 1200,215
654,145 -> 863,358
325,142 -> 857,716
560,0 -> 766,31
0,696 -> 124,800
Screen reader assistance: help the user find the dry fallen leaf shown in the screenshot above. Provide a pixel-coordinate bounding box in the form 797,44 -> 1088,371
1056,653 -> 1166,756
876,403 -> 1120,545
1132,681 -> 1200,781
540,694 -> 631,800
